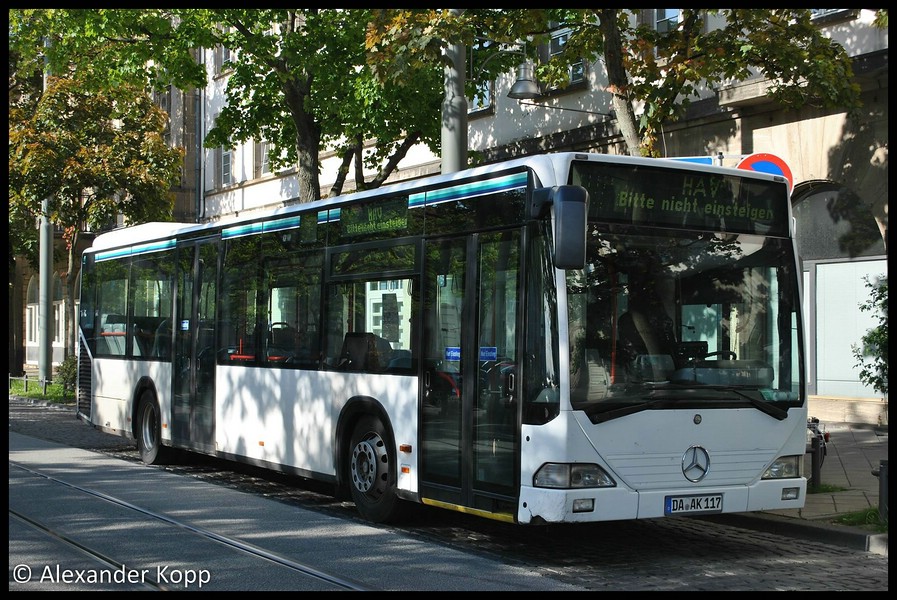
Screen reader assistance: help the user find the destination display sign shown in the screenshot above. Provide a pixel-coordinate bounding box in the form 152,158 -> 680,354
340,195 -> 409,237
571,160 -> 790,237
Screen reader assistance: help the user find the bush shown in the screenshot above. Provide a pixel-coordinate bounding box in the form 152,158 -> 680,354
851,275 -> 888,397
57,354 -> 79,391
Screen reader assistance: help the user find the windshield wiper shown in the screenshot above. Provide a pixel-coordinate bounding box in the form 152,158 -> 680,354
701,386 -> 788,420
586,387 -> 788,424
589,397 -> 678,424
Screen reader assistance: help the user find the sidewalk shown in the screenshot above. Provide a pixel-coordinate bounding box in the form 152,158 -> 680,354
720,420 -> 889,556
778,422 -> 887,521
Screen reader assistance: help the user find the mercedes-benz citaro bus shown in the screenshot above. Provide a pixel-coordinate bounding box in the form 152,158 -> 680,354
77,152 -> 806,525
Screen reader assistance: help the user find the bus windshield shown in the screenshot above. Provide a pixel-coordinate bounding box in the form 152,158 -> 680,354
566,227 -> 803,422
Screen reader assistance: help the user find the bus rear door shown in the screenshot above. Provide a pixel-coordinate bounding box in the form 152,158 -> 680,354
171,238 -> 218,453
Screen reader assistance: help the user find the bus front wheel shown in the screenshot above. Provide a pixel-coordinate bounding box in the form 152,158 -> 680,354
136,391 -> 169,465
348,415 -> 400,523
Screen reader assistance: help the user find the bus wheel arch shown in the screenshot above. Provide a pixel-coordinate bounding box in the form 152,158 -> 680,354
134,386 -> 170,465
337,399 -> 400,523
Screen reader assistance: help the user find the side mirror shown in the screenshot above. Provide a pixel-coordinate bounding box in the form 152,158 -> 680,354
531,185 -> 588,270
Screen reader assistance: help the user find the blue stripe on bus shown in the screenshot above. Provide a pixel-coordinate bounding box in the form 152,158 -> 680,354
95,238 -> 177,262
410,171 -> 528,208
318,208 -> 340,224
222,215 -> 303,240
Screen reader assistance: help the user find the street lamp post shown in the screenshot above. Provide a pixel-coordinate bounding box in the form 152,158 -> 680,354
39,39 -> 54,383
440,26 -> 611,174
441,36 -> 468,174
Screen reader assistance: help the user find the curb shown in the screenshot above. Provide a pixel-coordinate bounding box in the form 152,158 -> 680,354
9,395 -> 77,410
702,512 -> 888,556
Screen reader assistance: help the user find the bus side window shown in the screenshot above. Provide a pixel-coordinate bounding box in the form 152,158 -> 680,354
152,319 -> 172,360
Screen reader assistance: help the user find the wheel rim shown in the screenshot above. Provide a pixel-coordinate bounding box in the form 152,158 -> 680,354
140,402 -> 157,451
351,432 -> 388,496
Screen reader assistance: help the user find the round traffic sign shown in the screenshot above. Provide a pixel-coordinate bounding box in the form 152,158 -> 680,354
736,153 -> 793,191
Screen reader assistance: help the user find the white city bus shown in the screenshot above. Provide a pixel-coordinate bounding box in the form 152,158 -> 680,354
77,152 -> 807,525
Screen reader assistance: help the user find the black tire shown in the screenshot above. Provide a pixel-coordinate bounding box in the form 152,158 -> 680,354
347,415 -> 400,523
136,391 -> 170,465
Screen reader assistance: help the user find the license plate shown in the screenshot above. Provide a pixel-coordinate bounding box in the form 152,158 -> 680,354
665,494 -> 723,515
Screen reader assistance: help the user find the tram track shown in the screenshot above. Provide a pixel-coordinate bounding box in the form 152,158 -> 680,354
9,460 -> 374,591
10,508 -> 167,591
83,447 -> 891,592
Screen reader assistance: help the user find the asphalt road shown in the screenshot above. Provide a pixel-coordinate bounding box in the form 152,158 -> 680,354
8,398 -> 889,591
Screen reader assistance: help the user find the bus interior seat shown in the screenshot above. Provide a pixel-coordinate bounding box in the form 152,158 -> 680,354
340,332 -> 375,371
339,332 -> 394,372
100,315 -> 127,355
151,319 -> 171,359
388,349 -> 412,370
270,324 -> 296,349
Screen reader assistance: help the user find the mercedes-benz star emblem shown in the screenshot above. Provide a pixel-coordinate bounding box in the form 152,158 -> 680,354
682,446 -> 711,482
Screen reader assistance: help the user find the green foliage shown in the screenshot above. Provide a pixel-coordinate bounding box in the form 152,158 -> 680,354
367,9 -> 864,158
57,354 -> 79,391
8,378 -> 70,404
807,483 -> 845,494
851,275 -> 888,397
9,9 -> 446,205
8,356 -> 78,403
9,73 -> 183,269
834,507 -> 888,533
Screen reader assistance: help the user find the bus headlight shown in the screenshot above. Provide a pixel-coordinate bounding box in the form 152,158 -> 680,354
533,463 -> 616,489
762,455 -> 802,479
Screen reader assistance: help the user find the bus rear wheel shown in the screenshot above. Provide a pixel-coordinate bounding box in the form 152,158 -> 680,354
136,391 -> 170,465
348,415 -> 400,523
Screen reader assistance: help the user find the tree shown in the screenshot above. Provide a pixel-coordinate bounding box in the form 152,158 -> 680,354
9,75 -> 184,355
8,9 -> 444,204
366,9 -> 864,158
851,275 -> 888,398
205,10 -> 444,200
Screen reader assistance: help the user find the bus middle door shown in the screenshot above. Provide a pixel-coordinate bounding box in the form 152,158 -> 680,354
420,230 -> 522,520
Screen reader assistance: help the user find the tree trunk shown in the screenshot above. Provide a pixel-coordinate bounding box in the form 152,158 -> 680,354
598,9 -> 641,157
283,78 -> 322,203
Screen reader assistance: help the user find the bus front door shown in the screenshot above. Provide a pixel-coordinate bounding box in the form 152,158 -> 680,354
171,239 -> 217,453
420,231 -> 522,520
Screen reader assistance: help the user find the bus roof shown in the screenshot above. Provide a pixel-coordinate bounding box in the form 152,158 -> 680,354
86,152 -> 788,253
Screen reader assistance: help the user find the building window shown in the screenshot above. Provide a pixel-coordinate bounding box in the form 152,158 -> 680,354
212,111 -> 234,187
216,146 -> 233,187
255,140 -> 271,178
222,148 -> 233,186
809,9 -> 859,24
655,9 -> 681,34
215,44 -> 233,76
25,274 -> 64,347
468,39 -> 498,116
469,80 -> 494,115
549,29 -> 585,86
153,86 -> 172,145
